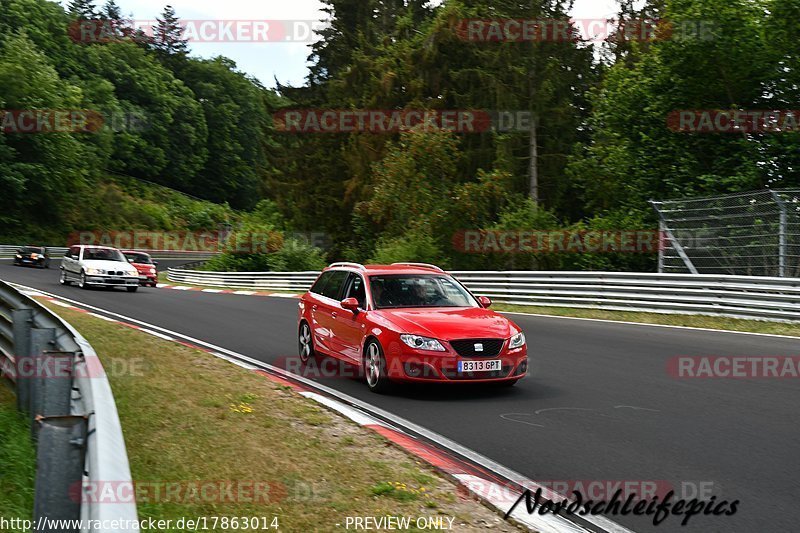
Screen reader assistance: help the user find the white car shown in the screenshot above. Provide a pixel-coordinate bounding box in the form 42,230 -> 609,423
60,245 -> 141,292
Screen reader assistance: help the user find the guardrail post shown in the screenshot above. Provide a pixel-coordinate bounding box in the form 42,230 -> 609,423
41,351 -> 77,418
29,328 -> 56,438
33,415 -> 88,532
12,308 -> 34,412
769,190 -> 788,277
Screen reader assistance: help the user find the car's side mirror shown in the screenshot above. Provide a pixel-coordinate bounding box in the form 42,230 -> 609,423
152,261 -> 159,267
341,297 -> 360,312
478,296 -> 492,308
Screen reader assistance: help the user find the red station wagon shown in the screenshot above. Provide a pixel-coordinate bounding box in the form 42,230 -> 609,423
298,263 -> 528,392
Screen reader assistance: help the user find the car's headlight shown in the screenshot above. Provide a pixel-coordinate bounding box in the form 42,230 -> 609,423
400,334 -> 446,352
15,254 -> 21,259
86,268 -> 106,275
509,332 -> 526,349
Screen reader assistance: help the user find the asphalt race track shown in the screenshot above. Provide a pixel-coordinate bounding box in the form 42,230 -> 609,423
3,260 -> 798,533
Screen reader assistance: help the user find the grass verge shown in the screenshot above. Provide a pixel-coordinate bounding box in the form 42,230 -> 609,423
494,303 -> 800,337
39,300 -> 522,532
0,385 -> 36,519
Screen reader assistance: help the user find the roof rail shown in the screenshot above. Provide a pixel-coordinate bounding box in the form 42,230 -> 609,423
328,262 -> 366,270
391,262 -> 445,272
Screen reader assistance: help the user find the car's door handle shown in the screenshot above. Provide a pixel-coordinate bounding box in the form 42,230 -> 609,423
312,305 -> 318,311
331,312 -> 337,319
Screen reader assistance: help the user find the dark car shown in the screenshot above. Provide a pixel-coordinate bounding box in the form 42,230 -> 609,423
14,246 -> 50,269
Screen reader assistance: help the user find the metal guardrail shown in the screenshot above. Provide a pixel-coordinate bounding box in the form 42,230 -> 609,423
0,244 -> 216,260
0,281 -> 138,532
167,267 -> 800,322
167,268 -> 320,292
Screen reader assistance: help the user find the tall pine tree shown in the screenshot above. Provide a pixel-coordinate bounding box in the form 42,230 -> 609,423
153,5 -> 188,56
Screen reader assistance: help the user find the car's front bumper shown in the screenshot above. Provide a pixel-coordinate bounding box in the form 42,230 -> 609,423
85,275 -> 140,287
385,341 -> 528,383
137,274 -> 157,286
15,258 -> 46,266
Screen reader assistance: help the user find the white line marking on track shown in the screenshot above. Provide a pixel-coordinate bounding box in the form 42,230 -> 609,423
299,391 -> 384,427
501,310 -> 800,339
88,312 -> 118,322
137,328 -> 174,341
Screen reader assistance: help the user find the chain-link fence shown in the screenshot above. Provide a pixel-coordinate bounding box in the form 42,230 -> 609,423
651,189 -> 800,277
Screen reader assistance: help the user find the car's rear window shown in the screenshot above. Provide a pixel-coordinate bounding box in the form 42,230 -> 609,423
310,270 -> 349,300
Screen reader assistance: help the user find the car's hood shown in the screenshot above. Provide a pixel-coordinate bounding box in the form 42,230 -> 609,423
375,307 -> 516,340
81,260 -> 136,272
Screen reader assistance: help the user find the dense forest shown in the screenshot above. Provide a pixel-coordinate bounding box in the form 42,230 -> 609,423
1,0 -> 797,271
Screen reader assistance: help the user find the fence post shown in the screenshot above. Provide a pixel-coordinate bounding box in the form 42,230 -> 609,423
29,328 -> 57,439
12,308 -> 33,413
33,415 -> 88,532
41,351 -> 78,418
651,200 -> 699,275
769,190 -> 787,277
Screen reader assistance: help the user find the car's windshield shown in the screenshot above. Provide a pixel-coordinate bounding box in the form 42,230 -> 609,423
369,275 -> 478,309
124,253 -> 153,264
20,247 -> 44,254
83,247 -> 126,262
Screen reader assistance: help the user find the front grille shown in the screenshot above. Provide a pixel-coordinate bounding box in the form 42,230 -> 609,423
449,338 -> 505,358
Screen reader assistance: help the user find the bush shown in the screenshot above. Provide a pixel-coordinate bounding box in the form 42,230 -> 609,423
204,237 -> 327,272
370,228 -> 448,267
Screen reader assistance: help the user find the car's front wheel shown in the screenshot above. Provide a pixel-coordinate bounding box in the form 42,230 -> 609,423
78,271 -> 88,290
127,286 -> 138,293
298,322 -> 316,363
364,340 -> 391,394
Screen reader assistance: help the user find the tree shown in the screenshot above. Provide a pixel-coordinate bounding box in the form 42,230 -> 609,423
153,5 -> 187,56
67,0 -> 96,19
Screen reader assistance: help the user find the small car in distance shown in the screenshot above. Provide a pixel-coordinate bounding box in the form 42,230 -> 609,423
14,246 -> 50,268
122,250 -> 158,287
60,245 -> 141,292
298,262 -> 529,393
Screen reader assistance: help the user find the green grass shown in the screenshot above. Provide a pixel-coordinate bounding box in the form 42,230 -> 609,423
40,301 -> 523,533
0,386 -> 36,520
494,303 -> 800,337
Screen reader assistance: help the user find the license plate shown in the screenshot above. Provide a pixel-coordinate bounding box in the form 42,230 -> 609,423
458,360 -> 502,372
